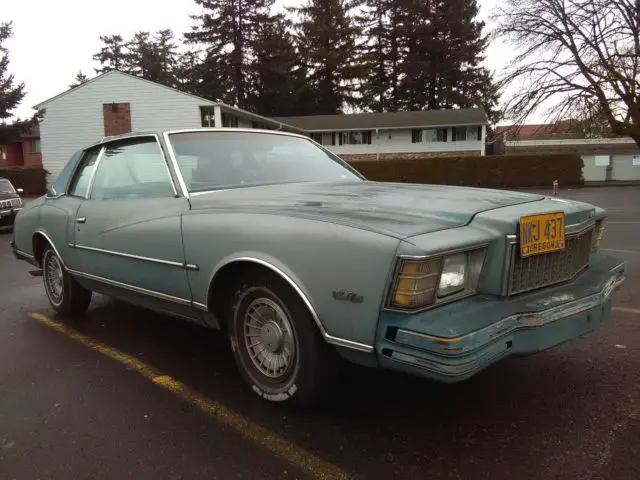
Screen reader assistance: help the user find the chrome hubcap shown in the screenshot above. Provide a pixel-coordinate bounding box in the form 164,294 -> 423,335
243,298 -> 295,379
45,253 -> 64,304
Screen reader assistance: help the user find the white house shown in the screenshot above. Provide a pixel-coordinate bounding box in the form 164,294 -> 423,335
33,70 -> 489,186
273,109 -> 488,161
33,70 -> 303,185
496,123 -> 640,182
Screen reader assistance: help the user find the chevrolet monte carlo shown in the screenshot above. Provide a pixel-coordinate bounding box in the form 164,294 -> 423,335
11,129 -> 625,406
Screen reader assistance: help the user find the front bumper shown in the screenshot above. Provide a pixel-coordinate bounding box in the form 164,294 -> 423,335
377,253 -> 625,382
0,207 -> 21,226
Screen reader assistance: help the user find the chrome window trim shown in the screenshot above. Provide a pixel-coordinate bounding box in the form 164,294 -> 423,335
162,131 -> 191,199
86,134 -> 179,199
208,256 -> 374,353
162,128 -> 364,197
65,146 -> 103,198
67,268 -> 193,306
165,127 -> 309,140
84,146 -> 106,199
69,244 -> 198,271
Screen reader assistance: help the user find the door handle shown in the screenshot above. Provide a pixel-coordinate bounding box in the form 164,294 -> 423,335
76,217 -> 86,224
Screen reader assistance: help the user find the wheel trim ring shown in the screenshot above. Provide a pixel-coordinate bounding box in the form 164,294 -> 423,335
44,252 -> 64,306
242,296 -> 297,381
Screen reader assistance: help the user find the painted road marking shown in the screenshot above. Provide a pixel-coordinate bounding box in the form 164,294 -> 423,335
28,312 -> 352,480
601,248 -> 640,255
613,307 -> 640,315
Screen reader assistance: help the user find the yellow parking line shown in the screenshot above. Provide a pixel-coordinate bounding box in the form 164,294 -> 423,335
613,307 -> 640,315
29,312 -> 353,480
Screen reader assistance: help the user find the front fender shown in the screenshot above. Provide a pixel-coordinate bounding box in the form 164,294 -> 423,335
182,212 -> 401,350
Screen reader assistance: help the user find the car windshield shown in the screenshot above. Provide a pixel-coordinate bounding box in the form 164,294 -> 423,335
0,179 -> 15,194
167,131 -> 363,193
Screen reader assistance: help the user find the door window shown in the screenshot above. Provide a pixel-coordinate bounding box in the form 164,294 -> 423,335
68,148 -> 101,197
89,138 -> 175,200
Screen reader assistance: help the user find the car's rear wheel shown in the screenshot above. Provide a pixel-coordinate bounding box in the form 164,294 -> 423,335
42,246 -> 92,316
228,271 -> 337,407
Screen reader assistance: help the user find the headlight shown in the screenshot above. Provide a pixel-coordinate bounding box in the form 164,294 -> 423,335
438,254 -> 467,297
390,257 -> 443,309
591,219 -> 605,252
389,247 -> 487,310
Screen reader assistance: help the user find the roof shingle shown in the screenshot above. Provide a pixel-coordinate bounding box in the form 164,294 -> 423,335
273,108 -> 488,131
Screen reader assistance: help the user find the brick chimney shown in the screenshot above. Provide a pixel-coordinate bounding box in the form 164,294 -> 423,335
103,102 -> 132,136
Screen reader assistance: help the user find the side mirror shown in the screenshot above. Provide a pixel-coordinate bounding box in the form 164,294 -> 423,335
16,188 -> 24,194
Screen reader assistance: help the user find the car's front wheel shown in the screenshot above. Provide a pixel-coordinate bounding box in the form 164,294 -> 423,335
42,247 -> 92,316
228,271 -> 337,407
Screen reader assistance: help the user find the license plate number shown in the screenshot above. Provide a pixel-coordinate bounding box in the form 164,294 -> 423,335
519,212 -> 565,258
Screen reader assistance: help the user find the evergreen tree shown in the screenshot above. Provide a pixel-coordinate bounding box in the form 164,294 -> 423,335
185,0 -> 277,109
92,34 -> 129,73
174,50 -> 206,95
248,18 -> 309,117
126,29 -> 179,87
0,22 -> 25,122
69,70 -> 90,88
355,0 -> 405,112
291,0 -> 360,114
398,0 -> 499,120
0,22 -> 35,145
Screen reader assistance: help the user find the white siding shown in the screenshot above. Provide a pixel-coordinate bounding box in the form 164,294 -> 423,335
612,155 -> 640,181
325,128 -> 483,156
38,71 -> 215,186
581,155 -> 608,182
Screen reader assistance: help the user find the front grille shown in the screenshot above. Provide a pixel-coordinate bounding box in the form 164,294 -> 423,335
509,228 -> 593,295
0,199 -> 20,209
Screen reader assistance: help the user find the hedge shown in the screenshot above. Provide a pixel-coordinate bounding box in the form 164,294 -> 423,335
347,153 -> 584,188
0,166 -> 48,195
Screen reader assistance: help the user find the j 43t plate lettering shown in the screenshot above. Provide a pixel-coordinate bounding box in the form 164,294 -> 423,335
519,211 -> 566,258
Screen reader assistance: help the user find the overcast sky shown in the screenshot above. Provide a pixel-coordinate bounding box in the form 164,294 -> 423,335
4,0 -> 510,121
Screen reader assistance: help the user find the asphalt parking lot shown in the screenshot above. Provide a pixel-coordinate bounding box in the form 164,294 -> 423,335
1,186 -> 639,480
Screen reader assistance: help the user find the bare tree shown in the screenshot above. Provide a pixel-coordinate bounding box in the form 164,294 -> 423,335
492,0 -> 640,147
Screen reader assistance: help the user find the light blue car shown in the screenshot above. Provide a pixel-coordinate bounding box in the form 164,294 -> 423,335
12,128 -> 625,406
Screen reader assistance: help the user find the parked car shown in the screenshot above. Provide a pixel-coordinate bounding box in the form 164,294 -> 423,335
11,129 -> 625,406
0,177 -> 24,228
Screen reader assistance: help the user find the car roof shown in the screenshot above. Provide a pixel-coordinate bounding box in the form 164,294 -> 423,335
88,128 -> 309,149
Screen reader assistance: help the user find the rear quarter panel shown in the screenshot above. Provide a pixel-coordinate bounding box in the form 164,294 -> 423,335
182,211 -> 401,348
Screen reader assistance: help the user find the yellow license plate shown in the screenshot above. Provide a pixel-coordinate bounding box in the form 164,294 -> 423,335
519,211 -> 565,258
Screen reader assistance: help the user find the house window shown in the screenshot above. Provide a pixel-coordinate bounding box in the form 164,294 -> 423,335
222,114 -> 239,128
30,139 -> 41,153
201,106 -> 216,127
340,131 -> 372,145
453,126 -> 482,141
311,132 -> 335,146
412,128 -> 447,143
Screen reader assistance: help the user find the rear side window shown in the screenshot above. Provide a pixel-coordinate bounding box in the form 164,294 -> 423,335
68,148 -> 101,197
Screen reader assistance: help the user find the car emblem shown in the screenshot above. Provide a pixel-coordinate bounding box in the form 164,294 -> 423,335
332,290 -> 363,303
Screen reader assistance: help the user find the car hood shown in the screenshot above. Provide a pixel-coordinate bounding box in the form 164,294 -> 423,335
188,181 -> 546,238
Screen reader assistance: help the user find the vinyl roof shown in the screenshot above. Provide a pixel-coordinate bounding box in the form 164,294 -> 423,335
273,107 -> 488,131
